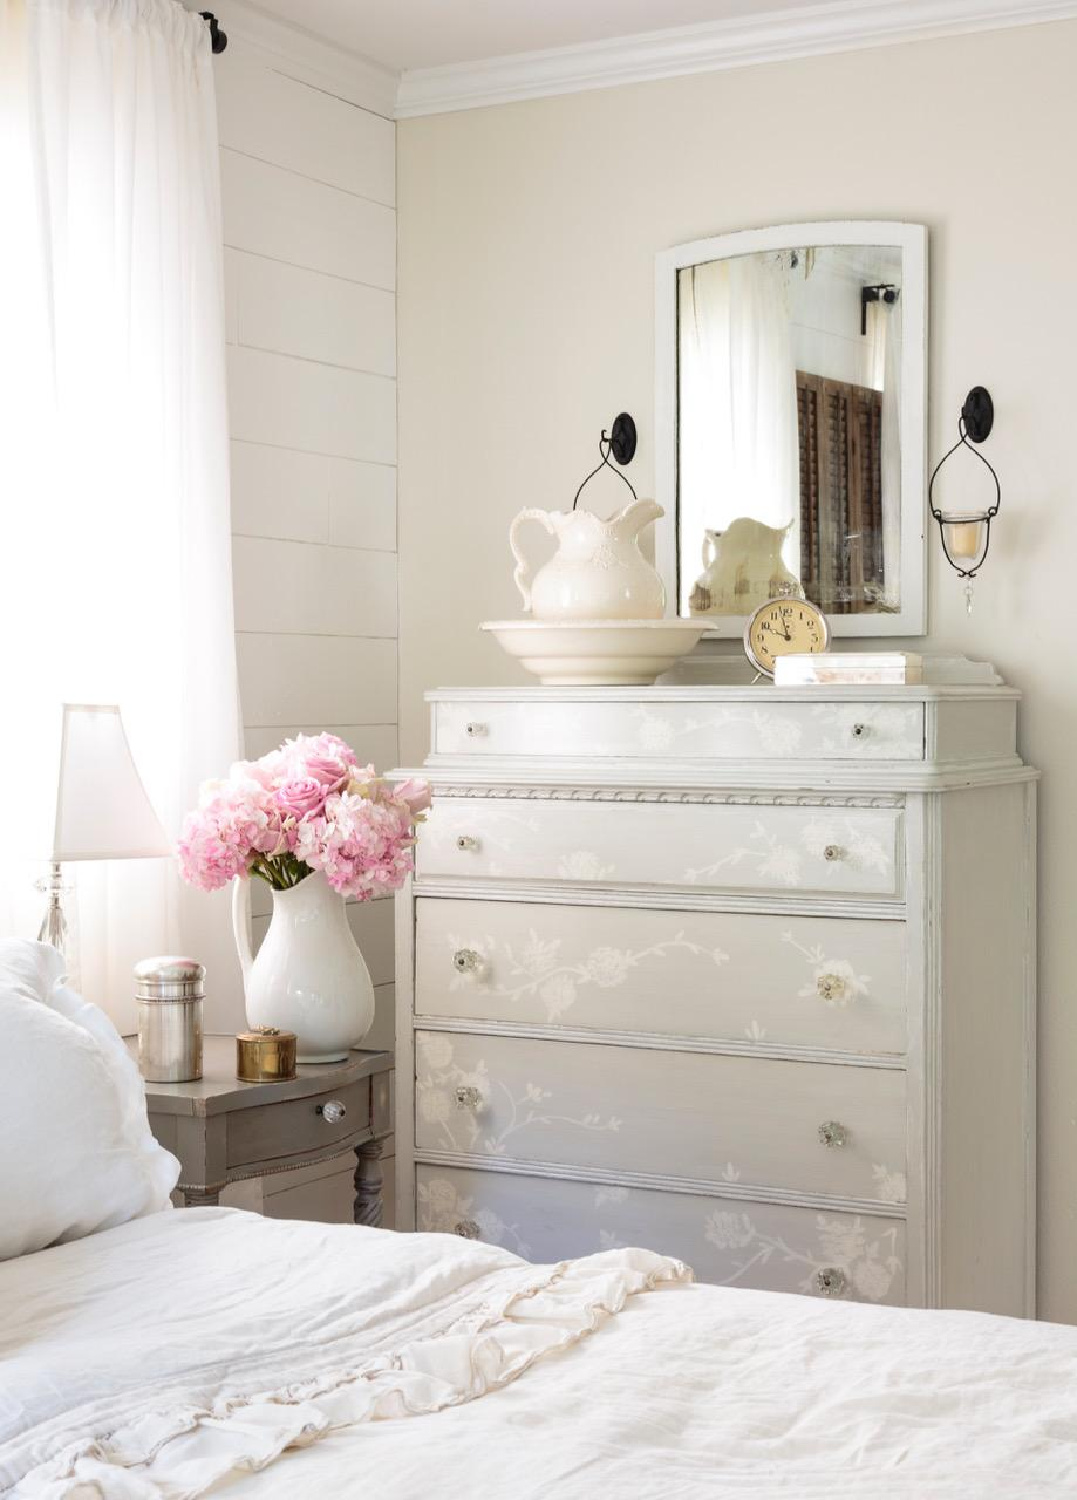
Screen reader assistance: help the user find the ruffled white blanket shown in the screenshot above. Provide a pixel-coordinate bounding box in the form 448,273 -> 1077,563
0,1207 -> 688,1498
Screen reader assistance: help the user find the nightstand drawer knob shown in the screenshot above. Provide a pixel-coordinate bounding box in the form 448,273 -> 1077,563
823,844 -> 844,862
318,1099 -> 347,1125
815,1266 -> 847,1297
851,723 -> 868,739
817,1120 -> 848,1149
453,948 -> 482,974
465,722 -> 488,738
456,835 -> 481,851
455,1084 -> 482,1111
455,1218 -> 481,1239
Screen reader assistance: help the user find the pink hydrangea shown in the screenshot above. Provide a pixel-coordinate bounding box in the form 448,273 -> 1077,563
177,735 -> 428,897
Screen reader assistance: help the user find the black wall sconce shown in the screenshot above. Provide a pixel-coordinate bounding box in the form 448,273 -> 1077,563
861,283 -> 898,336
572,413 -> 637,511
928,386 -> 1000,613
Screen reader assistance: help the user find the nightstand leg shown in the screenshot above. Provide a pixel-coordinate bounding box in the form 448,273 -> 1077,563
354,1139 -> 384,1228
181,1187 -> 220,1208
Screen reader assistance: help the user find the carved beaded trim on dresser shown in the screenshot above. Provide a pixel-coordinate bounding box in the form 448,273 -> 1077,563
430,785 -> 904,809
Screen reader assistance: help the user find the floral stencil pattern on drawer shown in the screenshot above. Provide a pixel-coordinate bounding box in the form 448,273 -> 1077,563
417,1174 -> 532,1257
685,816 -> 895,888
415,1032 -> 622,1156
445,925 -> 728,1023
417,900 -> 908,1055
704,1207 -> 903,1301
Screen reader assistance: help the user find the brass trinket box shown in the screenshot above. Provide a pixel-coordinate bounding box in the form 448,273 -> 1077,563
236,1026 -> 297,1083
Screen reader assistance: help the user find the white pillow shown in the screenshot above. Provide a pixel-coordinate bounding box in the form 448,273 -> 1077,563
0,939 -> 180,1259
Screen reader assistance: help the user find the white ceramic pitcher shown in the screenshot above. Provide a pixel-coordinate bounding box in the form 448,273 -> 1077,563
509,498 -> 666,620
232,872 -> 375,1063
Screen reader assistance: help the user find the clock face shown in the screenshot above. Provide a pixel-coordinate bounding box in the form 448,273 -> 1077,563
744,597 -> 829,677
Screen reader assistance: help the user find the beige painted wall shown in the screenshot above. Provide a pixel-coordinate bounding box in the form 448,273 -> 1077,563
397,20 -> 1076,1320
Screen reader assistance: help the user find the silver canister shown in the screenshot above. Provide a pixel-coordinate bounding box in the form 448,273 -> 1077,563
135,956 -> 204,1082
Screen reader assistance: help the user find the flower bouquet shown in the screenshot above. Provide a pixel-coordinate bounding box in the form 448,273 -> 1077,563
178,734 -> 430,1061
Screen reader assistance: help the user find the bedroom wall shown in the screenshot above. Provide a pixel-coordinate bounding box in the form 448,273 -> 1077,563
211,28 -> 398,1220
396,21 -> 1077,1319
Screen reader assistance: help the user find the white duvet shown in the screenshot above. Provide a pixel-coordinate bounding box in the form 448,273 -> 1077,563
4,1209 -> 1077,1499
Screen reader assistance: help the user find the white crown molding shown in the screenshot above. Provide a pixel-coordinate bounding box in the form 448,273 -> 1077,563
211,0 -> 398,119
394,0 -> 1077,117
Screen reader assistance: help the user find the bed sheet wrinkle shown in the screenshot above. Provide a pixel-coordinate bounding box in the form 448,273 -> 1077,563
2,1209 -> 687,1498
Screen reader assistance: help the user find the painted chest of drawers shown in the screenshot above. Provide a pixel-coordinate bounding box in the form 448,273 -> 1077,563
395,682 -> 1037,1315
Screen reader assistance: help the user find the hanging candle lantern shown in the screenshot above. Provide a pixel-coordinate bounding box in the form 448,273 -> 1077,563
928,386 -> 1000,614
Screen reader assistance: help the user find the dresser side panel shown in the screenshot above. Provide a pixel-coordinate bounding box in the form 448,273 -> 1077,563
394,876 -> 418,1230
939,782 -> 1035,1315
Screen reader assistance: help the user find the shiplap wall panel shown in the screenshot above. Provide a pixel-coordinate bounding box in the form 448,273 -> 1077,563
217,37 -> 397,1228
220,151 -> 395,290
236,634 -> 396,728
328,459 -> 397,552
227,346 -> 396,463
228,250 -> 396,376
232,536 -> 397,638
232,444 -> 396,553
215,53 -> 395,206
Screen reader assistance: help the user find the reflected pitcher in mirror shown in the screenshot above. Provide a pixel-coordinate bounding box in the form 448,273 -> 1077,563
656,222 -> 927,638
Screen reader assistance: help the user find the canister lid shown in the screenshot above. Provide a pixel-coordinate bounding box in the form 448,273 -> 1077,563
134,956 -> 205,1001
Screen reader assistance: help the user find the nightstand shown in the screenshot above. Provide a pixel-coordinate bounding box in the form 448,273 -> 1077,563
127,1035 -> 393,1225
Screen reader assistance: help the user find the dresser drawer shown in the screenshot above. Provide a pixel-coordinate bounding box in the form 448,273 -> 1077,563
415,1031 -> 906,1203
417,900 -> 907,1056
416,1165 -> 906,1305
416,798 -> 904,900
226,1078 -> 370,1168
434,697 -> 924,762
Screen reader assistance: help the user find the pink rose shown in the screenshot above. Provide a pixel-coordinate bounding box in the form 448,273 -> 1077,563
393,777 -> 432,815
302,754 -> 351,793
275,777 -> 328,819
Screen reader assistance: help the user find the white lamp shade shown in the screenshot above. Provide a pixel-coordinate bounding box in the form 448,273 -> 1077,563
51,704 -> 171,861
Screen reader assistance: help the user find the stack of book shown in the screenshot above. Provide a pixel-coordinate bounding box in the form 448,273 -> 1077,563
774,653 -> 923,686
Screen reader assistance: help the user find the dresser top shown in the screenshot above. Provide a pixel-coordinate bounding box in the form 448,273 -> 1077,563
426,683 -> 1021,704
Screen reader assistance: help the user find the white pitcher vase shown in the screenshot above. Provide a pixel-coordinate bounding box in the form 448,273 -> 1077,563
232,872 -> 375,1063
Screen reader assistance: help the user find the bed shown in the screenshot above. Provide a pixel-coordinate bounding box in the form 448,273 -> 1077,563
5,1205 -> 1077,1499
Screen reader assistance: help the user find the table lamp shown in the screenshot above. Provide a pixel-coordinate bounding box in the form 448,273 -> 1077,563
38,704 -> 172,958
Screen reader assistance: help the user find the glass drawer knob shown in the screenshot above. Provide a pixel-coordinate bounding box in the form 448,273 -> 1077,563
456,835 -> 480,851
818,1120 -> 848,1149
815,1266 -> 847,1297
318,1099 -> 347,1125
455,1085 -> 482,1111
823,844 -> 844,862
816,972 -> 848,1002
455,1218 -> 481,1239
453,948 -> 481,974
465,722 -> 488,737
851,723 -> 868,739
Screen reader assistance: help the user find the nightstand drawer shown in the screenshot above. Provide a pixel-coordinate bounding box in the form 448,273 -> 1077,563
226,1078 -> 370,1167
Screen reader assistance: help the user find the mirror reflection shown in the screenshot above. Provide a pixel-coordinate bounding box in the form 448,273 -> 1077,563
677,244 -> 903,619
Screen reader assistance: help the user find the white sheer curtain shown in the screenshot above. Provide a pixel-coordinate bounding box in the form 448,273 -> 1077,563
0,0 -> 241,1028
866,295 -> 903,610
678,254 -> 799,610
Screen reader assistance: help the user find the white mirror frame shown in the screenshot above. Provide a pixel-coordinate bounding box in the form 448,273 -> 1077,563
655,220 -> 928,637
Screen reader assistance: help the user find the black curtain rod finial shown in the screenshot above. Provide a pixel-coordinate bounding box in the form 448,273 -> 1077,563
200,11 -> 227,54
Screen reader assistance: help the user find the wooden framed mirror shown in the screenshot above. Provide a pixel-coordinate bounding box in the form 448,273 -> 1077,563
655,221 -> 928,637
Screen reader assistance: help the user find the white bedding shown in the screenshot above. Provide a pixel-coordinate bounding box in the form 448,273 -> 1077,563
4,1209 -> 1077,1499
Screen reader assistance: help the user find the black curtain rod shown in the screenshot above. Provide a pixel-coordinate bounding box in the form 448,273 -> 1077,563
200,11 -> 228,54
